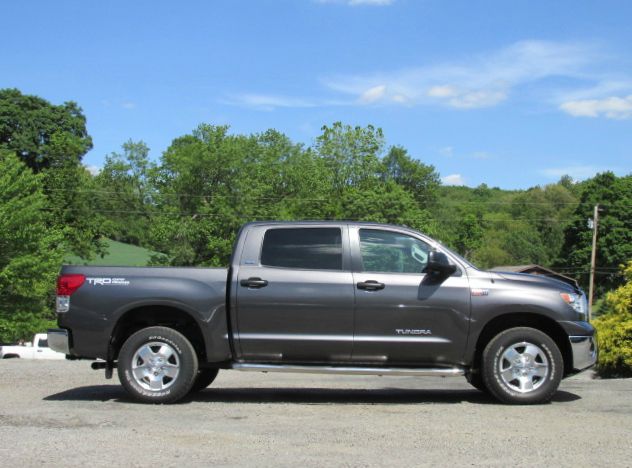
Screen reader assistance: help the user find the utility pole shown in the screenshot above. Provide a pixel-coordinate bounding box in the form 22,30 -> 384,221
588,204 -> 601,321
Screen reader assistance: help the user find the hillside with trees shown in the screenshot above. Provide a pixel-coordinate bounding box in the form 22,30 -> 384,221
1,88 -> 631,350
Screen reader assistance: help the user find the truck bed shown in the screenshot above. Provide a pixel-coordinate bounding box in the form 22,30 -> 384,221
58,265 -> 231,362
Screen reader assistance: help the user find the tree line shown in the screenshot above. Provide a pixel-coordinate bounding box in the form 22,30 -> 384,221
1,88 -> 631,341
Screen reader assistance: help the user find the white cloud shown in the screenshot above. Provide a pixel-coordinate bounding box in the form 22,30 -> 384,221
358,84 -> 387,104
322,40 -> 599,109
223,93 -> 323,111
226,40 -> 632,113
121,101 -> 136,110
559,94 -> 632,119
427,85 -> 457,98
540,165 -> 615,181
442,174 -> 466,186
84,165 -> 101,176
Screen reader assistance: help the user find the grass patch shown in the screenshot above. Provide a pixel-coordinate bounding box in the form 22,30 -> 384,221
65,239 -> 158,267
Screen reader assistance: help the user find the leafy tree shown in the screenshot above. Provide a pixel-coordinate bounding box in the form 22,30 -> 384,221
0,151 -> 63,342
381,146 -> 440,206
0,88 -> 92,172
508,183 -> 577,265
340,181 -> 434,234
558,172 -> 632,294
94,140 -> 156,245
314,122 -> 384,192
151,125 -> 313,266
0,88 -> 103,258
593,261 -> 632,377
453,213 -> 484,260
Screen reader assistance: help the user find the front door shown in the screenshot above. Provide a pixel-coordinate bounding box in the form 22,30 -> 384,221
351,228 -> 471,366
236,226 -> 354,363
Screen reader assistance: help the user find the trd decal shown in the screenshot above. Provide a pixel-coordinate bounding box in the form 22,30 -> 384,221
86,277 -> 130,286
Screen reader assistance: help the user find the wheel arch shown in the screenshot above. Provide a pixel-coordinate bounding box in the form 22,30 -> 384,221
471,313 -> 573,377
109,305 -> 207,363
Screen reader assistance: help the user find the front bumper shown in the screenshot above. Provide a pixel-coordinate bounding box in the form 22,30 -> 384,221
569,335 -> 597,371
48,328 -> 71,355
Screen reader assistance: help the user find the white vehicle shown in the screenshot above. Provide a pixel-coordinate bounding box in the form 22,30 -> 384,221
0,333 -> 66,359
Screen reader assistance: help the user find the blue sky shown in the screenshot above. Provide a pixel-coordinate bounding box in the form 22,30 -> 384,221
2,0 -> 631,189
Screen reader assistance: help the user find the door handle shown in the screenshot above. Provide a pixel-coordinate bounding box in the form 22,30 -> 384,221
240,277 -> 269,288
357,280 -> 385,291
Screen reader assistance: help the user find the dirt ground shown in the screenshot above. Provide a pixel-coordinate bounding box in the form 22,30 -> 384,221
0,360 -> 630,467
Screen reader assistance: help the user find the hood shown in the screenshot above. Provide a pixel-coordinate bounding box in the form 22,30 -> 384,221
488,270 -> 580,293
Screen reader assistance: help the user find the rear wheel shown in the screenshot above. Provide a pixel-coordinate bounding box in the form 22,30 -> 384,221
191,368 -> 219,392
117,326 -> 198,404
482,327 -> 562,404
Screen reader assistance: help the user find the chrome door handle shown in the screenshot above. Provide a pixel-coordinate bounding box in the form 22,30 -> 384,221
240,277 -> 269,288
357,280 -> 385,291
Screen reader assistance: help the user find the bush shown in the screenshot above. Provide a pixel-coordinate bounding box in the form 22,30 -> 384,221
593,261 -> 632,378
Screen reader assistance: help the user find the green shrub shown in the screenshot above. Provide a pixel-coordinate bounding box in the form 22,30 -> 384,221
593,261 -> 632,378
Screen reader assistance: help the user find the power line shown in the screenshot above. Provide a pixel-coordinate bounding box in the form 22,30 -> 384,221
41,187 -> 632,207
39,207 -> 583,223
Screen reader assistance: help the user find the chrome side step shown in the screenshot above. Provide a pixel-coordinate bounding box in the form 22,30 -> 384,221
231,363 -> 465,377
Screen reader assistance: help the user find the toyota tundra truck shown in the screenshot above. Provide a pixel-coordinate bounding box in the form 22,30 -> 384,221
48,221 -> 597,404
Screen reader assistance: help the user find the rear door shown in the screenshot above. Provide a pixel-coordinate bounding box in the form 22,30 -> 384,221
351,227 -> 471,366
235,225 -> 354,363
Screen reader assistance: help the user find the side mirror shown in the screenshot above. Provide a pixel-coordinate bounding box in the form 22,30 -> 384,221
424,251 -> 457,276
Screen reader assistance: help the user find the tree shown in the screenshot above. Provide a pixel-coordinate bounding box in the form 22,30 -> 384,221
0,88 -> 103,258
558,172 -> 632,294
340,181 -> 434,234
508,183 -> 577,265
0,151 -> 63,342
0,88 -> 92,172
453,213 -> 484,260
593,261 -> 632,377
314,122 -> 384,192
94,140 -> 156,245
381,145 -> 440,206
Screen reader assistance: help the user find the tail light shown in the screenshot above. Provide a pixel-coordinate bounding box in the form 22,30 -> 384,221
56,274 -> 85,313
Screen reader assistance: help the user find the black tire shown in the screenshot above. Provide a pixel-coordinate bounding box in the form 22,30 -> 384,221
482,327 -> 563,405
467,372 -> 488,393
190,368 -> 219,393
117,326 -> 198,404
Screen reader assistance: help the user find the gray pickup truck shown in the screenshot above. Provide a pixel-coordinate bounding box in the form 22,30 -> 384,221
49,221 -> 596,404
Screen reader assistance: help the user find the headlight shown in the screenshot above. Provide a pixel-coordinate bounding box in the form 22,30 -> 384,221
560,292 -> 587,321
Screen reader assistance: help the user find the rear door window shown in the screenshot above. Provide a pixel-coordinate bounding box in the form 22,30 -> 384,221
261,228 -> 343,270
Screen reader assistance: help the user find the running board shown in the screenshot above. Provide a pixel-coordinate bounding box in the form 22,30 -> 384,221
231,363 -> 465,377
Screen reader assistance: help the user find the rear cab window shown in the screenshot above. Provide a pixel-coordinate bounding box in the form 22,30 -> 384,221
261,227 -> 343,270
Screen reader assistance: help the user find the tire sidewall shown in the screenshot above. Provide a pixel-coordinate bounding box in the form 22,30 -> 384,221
483,327 -> 562,404
191,368 -> 219,392
118,327 -> 198,404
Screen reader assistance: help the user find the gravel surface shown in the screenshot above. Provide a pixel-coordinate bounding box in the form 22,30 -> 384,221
0,360 -> 630,467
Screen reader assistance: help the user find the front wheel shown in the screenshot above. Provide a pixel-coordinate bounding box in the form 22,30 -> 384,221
482,327 -> 563,404
117,326 -> 199,404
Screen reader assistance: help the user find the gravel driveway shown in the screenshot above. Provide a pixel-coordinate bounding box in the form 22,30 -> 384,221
0,360 -> 630,467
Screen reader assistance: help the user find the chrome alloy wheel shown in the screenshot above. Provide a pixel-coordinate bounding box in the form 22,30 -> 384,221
498,341 -> 549,393
131,342 -> 180,391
